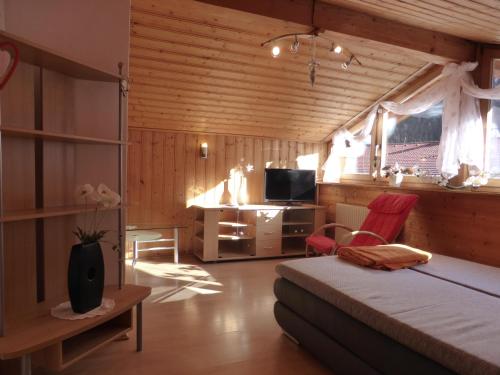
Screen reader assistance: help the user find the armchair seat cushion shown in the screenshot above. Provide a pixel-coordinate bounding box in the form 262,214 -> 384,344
306,235 -> 336,254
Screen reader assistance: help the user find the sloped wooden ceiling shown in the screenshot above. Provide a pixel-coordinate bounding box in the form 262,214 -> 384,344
322,0 -> 500,44
128,0 -> 432,142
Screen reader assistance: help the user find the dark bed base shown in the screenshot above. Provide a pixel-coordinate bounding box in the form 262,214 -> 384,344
274,278 -> 456,375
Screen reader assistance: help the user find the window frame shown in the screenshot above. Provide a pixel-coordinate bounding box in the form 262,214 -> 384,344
333,50 -> 500,191
481,46 -> 500,187
378,106 -> 443,184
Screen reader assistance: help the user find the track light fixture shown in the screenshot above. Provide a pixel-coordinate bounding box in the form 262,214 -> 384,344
261,28 -> 361,86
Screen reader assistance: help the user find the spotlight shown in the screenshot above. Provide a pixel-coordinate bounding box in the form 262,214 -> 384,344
330,43 -> 342,54
342,55 -> 354,70
290,36 -> 300,54
334,45 -> 343,54
271,46 -> 281,58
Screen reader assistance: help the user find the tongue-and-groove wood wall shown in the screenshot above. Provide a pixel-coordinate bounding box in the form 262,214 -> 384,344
127,129 -> 327,253
319,183 -> 500,267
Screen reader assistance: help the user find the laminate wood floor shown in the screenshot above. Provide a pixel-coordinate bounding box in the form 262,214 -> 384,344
35,255 -> 331,375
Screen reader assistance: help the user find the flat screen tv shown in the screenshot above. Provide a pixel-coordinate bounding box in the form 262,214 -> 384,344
264,168 -> 316,203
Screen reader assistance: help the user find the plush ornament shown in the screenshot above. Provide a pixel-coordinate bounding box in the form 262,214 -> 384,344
0,42 -> 19,90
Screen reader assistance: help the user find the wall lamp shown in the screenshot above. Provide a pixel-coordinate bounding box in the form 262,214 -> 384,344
200,142 -> 208,159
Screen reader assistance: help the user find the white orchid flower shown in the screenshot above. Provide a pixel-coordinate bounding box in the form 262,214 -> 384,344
96,184 -> 121,208
75,184 -> 95,200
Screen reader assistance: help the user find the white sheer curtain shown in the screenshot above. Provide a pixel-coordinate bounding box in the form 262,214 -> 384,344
323,62 -> 500,182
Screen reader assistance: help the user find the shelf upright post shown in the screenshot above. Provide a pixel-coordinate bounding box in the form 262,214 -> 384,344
117,62 -> 126,289
0,128 -> 4,337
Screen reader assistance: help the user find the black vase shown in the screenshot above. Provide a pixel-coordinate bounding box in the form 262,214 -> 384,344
68,241 -> 105,314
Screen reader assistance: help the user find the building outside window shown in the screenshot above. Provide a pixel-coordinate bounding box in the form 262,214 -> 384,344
383,102 -> 443,176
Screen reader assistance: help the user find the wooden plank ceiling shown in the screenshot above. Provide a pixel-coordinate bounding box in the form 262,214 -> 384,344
322,0 -> 500,44
129,0 -> 432,142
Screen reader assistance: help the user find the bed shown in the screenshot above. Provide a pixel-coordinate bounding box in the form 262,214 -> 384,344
274,254 -> 500,375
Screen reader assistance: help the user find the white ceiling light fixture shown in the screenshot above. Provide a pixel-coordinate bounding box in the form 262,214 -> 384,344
261,28 -> 361,86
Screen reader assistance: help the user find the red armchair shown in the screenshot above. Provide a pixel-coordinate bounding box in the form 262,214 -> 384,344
306,193 -> 419,256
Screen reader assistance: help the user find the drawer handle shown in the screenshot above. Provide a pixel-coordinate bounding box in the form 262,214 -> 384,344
264,231 -> 274,235
264,246 -> 274,249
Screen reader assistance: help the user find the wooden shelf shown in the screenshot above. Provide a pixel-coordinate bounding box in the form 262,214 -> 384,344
61,319 -> 130,370
218,250 -> 255,259
195,235 -> 204,242
282,233 -> 310,238
195,220 -> 204,226
282,221 -> 313,226
218,221 -> 253,228
0,127 -> 125,145
0,30 -> 120,82
0,205 -> 121,223
0,285 -> 150,360
218,234 -> 255,240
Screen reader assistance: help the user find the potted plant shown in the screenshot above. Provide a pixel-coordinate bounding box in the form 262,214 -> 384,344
68,183 -> 120,314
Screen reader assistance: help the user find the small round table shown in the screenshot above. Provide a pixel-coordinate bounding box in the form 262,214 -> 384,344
126,230 -> 162,266
126,225 -> 185,266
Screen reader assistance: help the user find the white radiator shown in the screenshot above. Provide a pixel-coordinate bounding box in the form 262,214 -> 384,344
335,203 -> 369,243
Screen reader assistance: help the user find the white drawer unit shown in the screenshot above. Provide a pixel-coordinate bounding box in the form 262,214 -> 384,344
256,226 -> 281,240
256,209 -> 283,226
256,238 -> 282,257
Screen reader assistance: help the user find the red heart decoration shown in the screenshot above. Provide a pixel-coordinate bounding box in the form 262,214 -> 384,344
0,42 -> 19,90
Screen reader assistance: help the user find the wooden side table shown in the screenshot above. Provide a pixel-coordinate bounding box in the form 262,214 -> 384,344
0,285 -> 151,375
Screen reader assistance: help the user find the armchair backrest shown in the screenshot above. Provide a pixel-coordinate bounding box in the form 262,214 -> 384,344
349,193 -> 419,246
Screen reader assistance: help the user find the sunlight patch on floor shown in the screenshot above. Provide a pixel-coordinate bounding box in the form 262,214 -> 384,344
128,260 -> 223,303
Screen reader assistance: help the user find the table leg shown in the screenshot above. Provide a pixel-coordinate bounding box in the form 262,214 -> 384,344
174,228 -> 179,264
20,354 -> 31,375
136,302 -> 142,352
133,240 -> 138,267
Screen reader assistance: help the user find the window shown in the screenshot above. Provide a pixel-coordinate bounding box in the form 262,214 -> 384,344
487,59 -> 500,178
383,102 -> 443,176
343,133 -> 371,175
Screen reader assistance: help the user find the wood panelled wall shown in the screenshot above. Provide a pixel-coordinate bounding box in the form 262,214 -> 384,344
127,129 -> 327,252
319,184 -> 500,267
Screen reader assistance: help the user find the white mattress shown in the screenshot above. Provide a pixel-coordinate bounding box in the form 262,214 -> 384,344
276,255 -> 500,375
411,254 -> 500,298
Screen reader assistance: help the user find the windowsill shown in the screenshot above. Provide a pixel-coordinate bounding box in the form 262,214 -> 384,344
318,179 -> 500,196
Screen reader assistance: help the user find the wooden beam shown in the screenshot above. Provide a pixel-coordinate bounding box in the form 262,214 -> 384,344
195,0 -> 476,64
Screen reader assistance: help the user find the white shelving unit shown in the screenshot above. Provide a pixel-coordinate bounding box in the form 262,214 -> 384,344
193,204 -> 325,262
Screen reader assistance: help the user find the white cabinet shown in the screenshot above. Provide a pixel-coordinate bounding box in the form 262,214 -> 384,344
193,204 -> 325,262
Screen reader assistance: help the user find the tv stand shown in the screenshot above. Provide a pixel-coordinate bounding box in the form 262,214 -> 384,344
284,202 -> 304,206
193,204 -> 326,262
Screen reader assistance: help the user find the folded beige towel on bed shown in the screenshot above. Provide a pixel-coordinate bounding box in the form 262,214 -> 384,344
337,244 -> 432,271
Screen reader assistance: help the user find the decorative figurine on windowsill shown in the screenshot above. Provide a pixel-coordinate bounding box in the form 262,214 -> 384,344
381,164 -> 424,187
